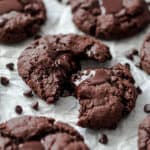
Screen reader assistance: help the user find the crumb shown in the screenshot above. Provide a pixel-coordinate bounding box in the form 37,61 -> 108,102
144,104 -> 150,113
99,134 -> 108,145
31,101 -> 39,111
23,90 -> 33,98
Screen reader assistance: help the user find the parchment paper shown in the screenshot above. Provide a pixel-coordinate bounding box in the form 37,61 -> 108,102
0,0 -> 150,149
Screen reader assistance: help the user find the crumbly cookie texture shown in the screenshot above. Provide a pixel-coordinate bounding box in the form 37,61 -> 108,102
0,116 -> 89,150
0,0 -> 46,43
70,0 -> 150,39
72,64 -> 138,129
18,34 -> 111,104
140,33 -> 150,74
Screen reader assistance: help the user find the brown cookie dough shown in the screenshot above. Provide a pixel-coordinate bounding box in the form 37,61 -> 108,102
0,116 -> 89,150
140,33 -> 150,74
17,34 -> 111,104
138,115 -> 150,150
70,0 -> 150,39
72,64 -> 138,129
0,0 -> 46,43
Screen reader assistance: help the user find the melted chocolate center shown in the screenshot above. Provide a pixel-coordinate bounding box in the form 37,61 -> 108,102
0,0 -> 23,15
100,0 -> 123,14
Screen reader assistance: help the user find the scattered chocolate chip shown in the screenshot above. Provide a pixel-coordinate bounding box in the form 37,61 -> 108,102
136,86 -> 142,95
144,104 -> 150,113
0,77 -> 9,86
132,49 -> 139,56
6,63 -> 14,71
34,34 -> 41,40
99,134 -> 108,145
23,90 -> 33,98
125,63 -> 130,70
126,53 -> 134,61
126,49 -> 139,61
31,101 -> 39,111
15,105 -> 23,114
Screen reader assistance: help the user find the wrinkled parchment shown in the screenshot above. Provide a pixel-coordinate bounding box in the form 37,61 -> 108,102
0,0 -> 150,149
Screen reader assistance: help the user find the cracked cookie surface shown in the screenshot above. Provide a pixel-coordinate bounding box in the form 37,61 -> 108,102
70,0 -> 150,39
18,34 -> 111,104
0,116 -> 89,150
72,64 -> 138,129
0,0 -> 46,43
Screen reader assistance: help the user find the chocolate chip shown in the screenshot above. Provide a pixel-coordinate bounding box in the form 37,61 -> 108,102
23,90 -> 33,98
125,63 -> 130,70
126,53 -> 134,60
15,105 -> 23,114
136,87 -> 142,95
6,63 -> 14,71
0,18 -> 7,27
0,77 -> 9,86
132,49 -> 139,56
99,134 -> 108,145
144,104 -> 150,113
31,101 -> 39,111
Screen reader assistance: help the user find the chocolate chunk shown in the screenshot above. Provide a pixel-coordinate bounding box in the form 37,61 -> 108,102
0,116 -> 89,150
6,63 -> 14,71
18,34 -> 111,104
70,0 -> 150,39
0,76 -> 9,86
31,101 -> 39,111
144,104 -> 150,113
99,134 -> 108,145
23,90 -> 33,98
126,53 -> 134,60
0,0 -> 46,43
15,105 -> 23,114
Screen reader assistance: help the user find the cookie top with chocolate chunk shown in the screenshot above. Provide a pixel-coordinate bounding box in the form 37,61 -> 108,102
0,0 -> 46,43
70,0 -> 150,39
18,34 -> 111,104
72,64 -> 138,129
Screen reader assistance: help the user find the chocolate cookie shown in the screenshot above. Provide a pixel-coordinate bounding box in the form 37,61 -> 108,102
70,0 -> 150,39
140,33 -> 150,74
138,115 -> 150,150
0,116 -> 89,150
18,34 -> 111,104
0,0 -> 46,43
72,64 -> 138,129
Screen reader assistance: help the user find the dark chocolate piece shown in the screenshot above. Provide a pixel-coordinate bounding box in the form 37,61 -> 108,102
15,105 -> 23,114
0,76 -> 9,86
99,134 -> 108,145
6,63 -> 14,71
23,90 -> 33,98
144,104 -> 150,113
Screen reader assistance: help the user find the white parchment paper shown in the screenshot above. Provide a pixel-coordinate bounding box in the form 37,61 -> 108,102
0,0 -> 150,149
